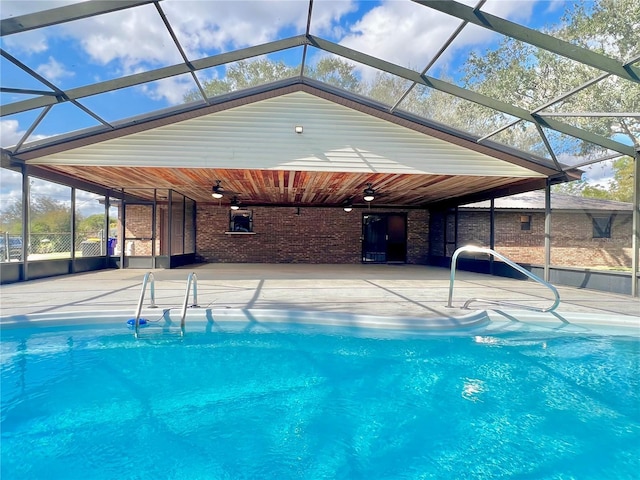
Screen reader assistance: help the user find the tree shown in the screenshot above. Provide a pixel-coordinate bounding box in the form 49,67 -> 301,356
463,0 -> 639,151
306,57 -> 362,93
460,0 -> 638,201
552,155 -> 635,201
184,59 -> 300,103
0,197 -> 22,234
77,214 -> 112,235
0,195 -> 72,234
608,156 -> 635,202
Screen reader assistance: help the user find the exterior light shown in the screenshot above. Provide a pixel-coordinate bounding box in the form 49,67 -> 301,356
363,183 -> 375,202
295,125 -> 303,134
343,199 -> 353,212
230,196 -> 240,210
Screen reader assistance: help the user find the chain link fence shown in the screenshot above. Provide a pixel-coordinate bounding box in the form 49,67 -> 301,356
1,232 -> 116,262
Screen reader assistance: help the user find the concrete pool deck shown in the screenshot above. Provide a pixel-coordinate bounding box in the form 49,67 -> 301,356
1,264 -> 639,324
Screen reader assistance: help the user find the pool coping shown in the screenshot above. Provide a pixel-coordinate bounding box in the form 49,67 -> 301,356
2,307 -> 639,337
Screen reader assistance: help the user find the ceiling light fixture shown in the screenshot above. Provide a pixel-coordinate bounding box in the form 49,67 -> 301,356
211,180 -> 224,199
363,183 -> 375,202
295,125 -> 303,134
343,199 -> 353,212
230,196 -> 240,210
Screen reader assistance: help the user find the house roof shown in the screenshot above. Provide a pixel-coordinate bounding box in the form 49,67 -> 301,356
461,190 -> 633,212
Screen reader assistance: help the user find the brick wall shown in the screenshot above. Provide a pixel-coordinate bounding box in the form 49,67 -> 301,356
457,210 -> 633,268
120,201 -> 632,268
196,205 -> 430,264
123,204 -> 153,256
407,209 -> 430,264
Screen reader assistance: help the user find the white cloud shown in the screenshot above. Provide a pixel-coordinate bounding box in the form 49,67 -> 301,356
581,160 -> 615,186
544,0 -> 567,15
0,167 -> 23,212
73,5 -> 183,72
75,190 -> 106,216
1,120 -> 25,147
309,0 -> 358,37
335,0 -> 542,81
162,0 -> 312,58
140,75 -> 200,105
1,119 -> 49,149
30,177 -> 69,196
36,56 -> 75,83
2,30 -> 49,55
556,152 -> 618,186
339,1 -> 453,76
482,0 -> 536,23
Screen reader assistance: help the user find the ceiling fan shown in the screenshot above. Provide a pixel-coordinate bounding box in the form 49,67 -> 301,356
211,180 -> 225,199
211,180 -> 244,208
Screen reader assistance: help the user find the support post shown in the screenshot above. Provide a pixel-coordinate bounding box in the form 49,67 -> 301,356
70,187 -> 76,273
21,164 -> 29,281
104,193 -> 110,268
489,198 -> 495,275
167,189 -> 172,267
632,151 -> 639,297
544,181 -> 552,283
152,189 -> 158,268
120,189 -> 125,269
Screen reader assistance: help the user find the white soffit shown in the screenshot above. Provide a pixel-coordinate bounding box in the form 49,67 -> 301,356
29,92 -> 545,178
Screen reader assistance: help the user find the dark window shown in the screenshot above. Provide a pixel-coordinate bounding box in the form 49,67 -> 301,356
520,215 -> 531,231
230,210 -> 253,232
592,215 -> 612,238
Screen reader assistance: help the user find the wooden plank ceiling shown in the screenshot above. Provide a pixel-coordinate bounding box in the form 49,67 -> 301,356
38,165 -> 542,207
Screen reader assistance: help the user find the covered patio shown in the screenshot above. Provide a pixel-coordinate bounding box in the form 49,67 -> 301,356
1,0 -> 638,295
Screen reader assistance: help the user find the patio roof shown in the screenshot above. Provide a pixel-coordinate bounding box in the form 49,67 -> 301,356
460,190 -> 634,212
1,0 -> 637,207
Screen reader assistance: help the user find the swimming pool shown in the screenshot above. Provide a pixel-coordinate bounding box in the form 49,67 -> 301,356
1,310 -> 639,479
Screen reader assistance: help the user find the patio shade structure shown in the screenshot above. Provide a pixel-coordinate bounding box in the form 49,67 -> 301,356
1,0 -> 637,209
0,0 -> 640,292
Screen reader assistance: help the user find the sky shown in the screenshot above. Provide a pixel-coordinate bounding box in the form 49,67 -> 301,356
0,0 -> 623,214
0,0 -> 571,145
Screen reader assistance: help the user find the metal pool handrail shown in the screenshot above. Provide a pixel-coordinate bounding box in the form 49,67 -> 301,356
180,272 -> 199,336
447,246 -> 560,313
134,272 -> 157,338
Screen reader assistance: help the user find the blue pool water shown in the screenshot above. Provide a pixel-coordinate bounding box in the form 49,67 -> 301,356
1,321 -> 639,479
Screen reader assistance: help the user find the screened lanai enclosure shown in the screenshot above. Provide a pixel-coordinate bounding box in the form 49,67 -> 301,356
1,0 -> 638,295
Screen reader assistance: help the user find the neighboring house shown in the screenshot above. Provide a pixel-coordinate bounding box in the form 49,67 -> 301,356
459,191 -> 633,269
